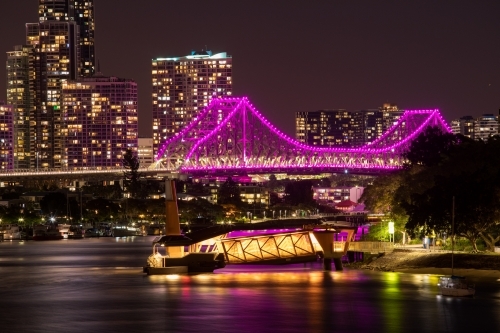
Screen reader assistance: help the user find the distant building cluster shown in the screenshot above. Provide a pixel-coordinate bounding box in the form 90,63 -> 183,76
450,114 -> 499,141
295,104 -> 403,147
5,0 -> 139,170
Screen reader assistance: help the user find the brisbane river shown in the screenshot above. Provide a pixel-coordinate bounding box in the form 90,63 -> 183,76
1,237 -> 500,333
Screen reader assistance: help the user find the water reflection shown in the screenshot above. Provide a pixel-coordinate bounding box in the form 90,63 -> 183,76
1,238 -> 500,332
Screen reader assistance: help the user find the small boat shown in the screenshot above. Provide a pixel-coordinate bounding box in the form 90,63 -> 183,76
0,224 -> 22,240
438,197 -> 476,297
32,225 -> 64,241
84,228 -> 102,237
112,225 -> 142,237
438,275 -> 475,297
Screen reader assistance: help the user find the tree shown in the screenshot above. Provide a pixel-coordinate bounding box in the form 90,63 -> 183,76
85,198 -> 120,223
401,136 -> 500,251
403,126 -> 461,168
268,174 -> 278,191
123,149 -> 143,199
217,178 -> 242,206
283,180 -> 314,206
360,173 -> 402,214
40,192 -> 67,219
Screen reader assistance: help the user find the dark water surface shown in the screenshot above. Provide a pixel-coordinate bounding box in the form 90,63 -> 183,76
1,237 -> 500,333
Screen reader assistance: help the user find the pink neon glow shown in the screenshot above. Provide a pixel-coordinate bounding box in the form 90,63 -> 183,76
155,97 -> 452,172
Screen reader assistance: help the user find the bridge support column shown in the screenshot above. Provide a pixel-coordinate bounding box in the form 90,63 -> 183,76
323,258 -> 332,271
333,257 -> 343,271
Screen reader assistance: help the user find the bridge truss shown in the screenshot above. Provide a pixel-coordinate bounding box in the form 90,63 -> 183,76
156,97 -> 451,173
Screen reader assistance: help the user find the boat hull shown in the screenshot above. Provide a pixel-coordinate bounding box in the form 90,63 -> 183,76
438,276 -> 475,297
440,287 -> 475,297
32,235 -> 64,241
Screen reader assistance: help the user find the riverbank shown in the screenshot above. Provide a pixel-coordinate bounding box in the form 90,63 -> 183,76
347,249 -> 500,278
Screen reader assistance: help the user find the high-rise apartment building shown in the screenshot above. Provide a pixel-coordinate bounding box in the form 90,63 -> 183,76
380,103 -> 404,132
152,50 -> 232,157
473,114 -> 498,141
61,76 -> 138,169
6,45 -> 33,169
26,20 -> 79,168
351,110 -> 384,147
295,110 -> 352,146
38,0 -> 95,77
451,116 -> 474,139
0,102 -> 14,170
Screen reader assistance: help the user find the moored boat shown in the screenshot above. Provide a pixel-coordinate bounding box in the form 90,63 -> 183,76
0,224 -> 22,240
112,225 -> 142,237
438,275 -> 475,297
32,225 -> 64,241
438,196 -> 476,297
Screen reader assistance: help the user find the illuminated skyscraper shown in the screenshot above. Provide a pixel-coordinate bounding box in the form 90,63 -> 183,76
26,20 -> 79,168
6,45 -> 33,169
351,109 -> 384,147
61,76 -> 138,169
38,0 -> 95,77
152,50 -> 232,157
295,110 -> 352,146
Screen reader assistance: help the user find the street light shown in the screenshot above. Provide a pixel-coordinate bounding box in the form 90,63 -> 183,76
272,210 -> 275,219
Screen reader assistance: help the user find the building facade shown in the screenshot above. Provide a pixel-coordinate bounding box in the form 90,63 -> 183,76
26,20 -> 79,169
138,138 -> 154,167
451,114 -> 498,141
6,45 -> 33,169
351,110 -> 384,147
38,0 -> 95,77
473,114 -> 498,141
312,186 -> 364,204
295,104 -> 402,148
61,76 -> 138,169
0,102 -> 14,170
295,110 -> 352,146
152,50 -> 232,157
450,116 -> 474,139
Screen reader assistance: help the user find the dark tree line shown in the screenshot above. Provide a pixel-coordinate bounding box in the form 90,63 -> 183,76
361,126 -> 500,251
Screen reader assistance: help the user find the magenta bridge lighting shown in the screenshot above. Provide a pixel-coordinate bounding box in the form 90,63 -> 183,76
155,97 -> 451,174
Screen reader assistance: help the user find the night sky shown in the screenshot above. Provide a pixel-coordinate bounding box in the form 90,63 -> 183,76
1,0 -> 499,137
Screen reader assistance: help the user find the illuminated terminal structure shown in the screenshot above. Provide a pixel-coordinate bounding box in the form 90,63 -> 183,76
152,50 -> 232,157
61,76 -> 138,169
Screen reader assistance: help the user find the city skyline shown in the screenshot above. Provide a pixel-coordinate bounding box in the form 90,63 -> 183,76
1,0 -> 499,138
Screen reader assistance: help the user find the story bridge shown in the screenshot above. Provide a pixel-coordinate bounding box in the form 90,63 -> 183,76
155,96 -> 451,174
